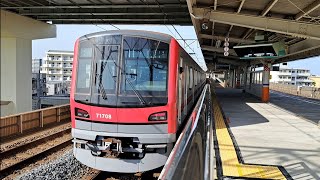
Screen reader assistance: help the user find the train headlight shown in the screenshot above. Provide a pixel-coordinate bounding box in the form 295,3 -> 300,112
75,108 -> 90,118
148,111 -> 167,121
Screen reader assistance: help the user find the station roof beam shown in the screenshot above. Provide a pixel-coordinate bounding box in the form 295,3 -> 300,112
186,0 -> 320,72
192,9 -> 320,40
295,0 -> 320,21
0,0 -> 192,25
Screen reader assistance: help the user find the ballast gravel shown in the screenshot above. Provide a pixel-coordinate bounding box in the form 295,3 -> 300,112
18,149 -> 90,180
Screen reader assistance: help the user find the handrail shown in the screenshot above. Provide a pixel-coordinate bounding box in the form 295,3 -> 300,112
159,84 -> 212,180
205,86 -> 214,180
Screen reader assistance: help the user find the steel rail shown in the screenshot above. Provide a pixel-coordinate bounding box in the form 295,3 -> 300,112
0,139 -> 71,175
0,129 -> 72,175
0,127 -> 71,156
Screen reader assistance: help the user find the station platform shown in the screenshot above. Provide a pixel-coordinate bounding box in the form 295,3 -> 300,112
212,85 -> 320,179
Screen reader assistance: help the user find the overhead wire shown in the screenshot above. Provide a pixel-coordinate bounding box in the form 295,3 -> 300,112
74,0 -> 201,64
138,0 -> 177,38
149,0 -> 204,67
65,0 -> 120,30
67,0 -> 204,68
153,0 -> 196,50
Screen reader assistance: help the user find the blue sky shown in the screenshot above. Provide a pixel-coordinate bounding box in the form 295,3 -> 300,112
32,25 -> 320,75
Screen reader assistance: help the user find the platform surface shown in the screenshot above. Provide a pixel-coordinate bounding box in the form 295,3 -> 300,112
215,88 -> 320,180
270,90 -> 320,125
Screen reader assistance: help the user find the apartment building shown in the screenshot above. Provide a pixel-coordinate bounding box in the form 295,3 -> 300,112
32,58 -> 42,73
46,82 -> 67,95
32,73 -> 47,110
271,64 -> 313,86
40,50 -> 73,93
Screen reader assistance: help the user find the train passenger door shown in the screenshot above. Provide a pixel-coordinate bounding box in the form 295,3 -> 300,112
184,65 -> 188,116
190,67 -> 194,106
177,57 -> 183,126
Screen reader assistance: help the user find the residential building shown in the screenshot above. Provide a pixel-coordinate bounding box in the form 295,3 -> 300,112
46,82 -> 67,96
270,64 -> 313,86
32,58 -> 42,73
310,76 -> 320,88
32,73 -> 46,96
40,50 -> 73,94
32,72 -> 46,110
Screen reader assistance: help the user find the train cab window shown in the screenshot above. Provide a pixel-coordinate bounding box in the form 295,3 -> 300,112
121,37 -> 168,91
93,45 -> 119,91
119,36 -> 169,106
189,67 -> 193,89
76,41 -> 93,94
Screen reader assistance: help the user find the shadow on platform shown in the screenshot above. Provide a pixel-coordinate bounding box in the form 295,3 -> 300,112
269,91 -> 320,124
215,87 -> 270,128
240,144 -> 320,180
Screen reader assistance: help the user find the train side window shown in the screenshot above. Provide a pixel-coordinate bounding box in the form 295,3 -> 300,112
179,57 -> 183,73
189,67 -> 193,89
195,70 -> 197,86
185,65 -> 189,90
198,71 -> 199,84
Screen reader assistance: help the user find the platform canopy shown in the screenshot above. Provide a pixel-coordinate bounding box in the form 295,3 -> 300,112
1,0 -> 320,71
186,0 -> 320,71
0,0 -> 191,25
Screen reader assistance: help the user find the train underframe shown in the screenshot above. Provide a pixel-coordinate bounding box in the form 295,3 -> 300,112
72,122 -> 175,173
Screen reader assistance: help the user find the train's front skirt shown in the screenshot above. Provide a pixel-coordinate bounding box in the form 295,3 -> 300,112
72,128 -> 174,173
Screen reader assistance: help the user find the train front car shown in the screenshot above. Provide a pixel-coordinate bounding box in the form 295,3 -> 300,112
70,31 -> 178,173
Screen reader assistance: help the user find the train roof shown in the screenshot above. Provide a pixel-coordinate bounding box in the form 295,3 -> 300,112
79,30 -> 173,43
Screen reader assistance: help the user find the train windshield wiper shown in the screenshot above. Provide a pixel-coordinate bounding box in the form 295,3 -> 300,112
123,75 -> 149,105
97,75 -> 108,100
94,48 -> 118,101
86,36 -> 153,106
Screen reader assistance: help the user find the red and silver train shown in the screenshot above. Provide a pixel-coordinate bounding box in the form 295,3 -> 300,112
71,30 -> 206,173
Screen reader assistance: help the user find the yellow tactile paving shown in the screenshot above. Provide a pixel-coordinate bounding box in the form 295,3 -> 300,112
212,93 -> 286,179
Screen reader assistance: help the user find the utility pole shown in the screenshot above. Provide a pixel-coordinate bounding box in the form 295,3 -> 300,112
37,59 -> 44,109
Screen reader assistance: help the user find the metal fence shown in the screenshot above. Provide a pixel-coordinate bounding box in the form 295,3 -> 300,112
270,83 -> 320,99
0,104 -> 70,138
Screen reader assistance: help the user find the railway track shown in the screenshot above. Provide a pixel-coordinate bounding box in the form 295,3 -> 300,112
1,122 -> 162,180
84,168 -> 162,180
78,168 -> 103,180
83,170 -> 102,180
0,127 -> 72,177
